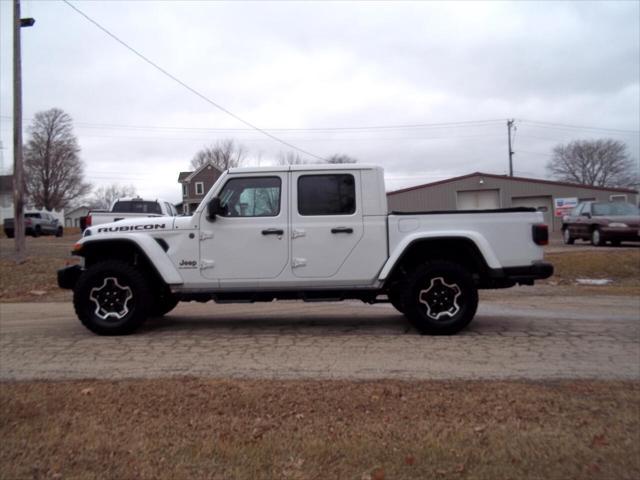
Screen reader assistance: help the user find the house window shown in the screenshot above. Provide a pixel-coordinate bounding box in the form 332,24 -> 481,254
182,184 -> 188,197
195,182 -> 204,195
610,194 -> 627,202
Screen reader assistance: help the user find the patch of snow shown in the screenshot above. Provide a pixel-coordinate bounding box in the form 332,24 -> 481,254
575,279 -> 613,286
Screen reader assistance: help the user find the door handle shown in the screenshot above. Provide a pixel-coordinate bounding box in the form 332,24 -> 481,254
262,228 -> 284,236
331,227 -> 353,234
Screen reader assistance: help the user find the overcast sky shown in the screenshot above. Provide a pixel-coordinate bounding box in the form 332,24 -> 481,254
1,0 -> 639,204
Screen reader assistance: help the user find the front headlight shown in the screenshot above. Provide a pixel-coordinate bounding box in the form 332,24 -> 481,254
609,222 -> 628,228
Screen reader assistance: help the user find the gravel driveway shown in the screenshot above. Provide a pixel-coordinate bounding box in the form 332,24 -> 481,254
1,291 -> 638,381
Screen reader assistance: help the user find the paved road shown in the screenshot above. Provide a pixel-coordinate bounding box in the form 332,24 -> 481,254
1,292 -> 638,381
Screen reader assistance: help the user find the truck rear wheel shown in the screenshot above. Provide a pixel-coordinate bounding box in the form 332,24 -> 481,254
387,287 -> 406,313
73,260 -> 152,335
400,260 -> 478,335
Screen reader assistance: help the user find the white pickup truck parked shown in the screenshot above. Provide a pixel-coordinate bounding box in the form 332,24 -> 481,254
85,197 -> 178,228
59,165 -> 552,336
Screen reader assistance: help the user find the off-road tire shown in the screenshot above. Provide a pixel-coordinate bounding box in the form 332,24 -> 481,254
562,227 -> 574,245
5,231 -> 14,238
149,291 -> 179,317
388,289 -> 406,314
56,227 -> 63,237
73,260 -> 152,335
32,226 -> 41,238
591,228 -> 603,246
400,260 -> 478,335
389,296 -> 405,313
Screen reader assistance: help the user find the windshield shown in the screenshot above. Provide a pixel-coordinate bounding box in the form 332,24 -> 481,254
592,202 -> 640,216
112,201 -> 162,215
25,213 -> 40,218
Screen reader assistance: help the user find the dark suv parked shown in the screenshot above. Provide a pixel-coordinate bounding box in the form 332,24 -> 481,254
3,212 -> 64,238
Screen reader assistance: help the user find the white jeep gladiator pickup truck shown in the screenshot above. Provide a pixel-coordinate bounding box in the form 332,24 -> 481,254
58,165 -> 552,336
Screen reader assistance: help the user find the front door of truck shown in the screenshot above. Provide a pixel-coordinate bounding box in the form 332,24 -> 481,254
290,171 -> 364,279
199,174 -> 289,285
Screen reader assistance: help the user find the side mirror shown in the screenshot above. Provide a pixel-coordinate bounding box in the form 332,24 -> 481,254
207,197 -> 222,221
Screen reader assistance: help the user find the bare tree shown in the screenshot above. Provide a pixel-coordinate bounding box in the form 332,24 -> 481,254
191,139 -> 246,171
90,183 -> 137,210
546,139 -> 638,188
24,108 -> 91,210
326,154 -> 358,164
277,151 -> 308,165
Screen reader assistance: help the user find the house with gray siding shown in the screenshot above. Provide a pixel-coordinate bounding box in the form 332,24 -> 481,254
387,172 -> 638,232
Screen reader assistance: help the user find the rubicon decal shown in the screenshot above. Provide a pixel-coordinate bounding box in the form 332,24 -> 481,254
97,224 -> 166,233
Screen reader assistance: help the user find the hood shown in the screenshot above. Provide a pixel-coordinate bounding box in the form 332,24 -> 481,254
85,216 -> 176,236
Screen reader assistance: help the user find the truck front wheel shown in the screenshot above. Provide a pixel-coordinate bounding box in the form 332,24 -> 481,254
73,261 -> 152,335
400,260 -> 478,335
149,291 -> 179,317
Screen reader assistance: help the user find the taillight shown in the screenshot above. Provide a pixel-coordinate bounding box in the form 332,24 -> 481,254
86,215 -> 92,227
532,224 -> 548,246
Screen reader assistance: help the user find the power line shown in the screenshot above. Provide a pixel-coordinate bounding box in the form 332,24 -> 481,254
0,113 -> 505,133
6,110 -> 637,136
520,119 -> 639,135
61,0 -> 325,161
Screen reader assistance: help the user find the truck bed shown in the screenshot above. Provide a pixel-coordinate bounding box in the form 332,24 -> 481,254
387,209 -> 545,269
390,207 -> 535,215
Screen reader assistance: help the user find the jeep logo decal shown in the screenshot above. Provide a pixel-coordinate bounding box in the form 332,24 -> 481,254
97,224 -> 166,233
179,259 -> 198,269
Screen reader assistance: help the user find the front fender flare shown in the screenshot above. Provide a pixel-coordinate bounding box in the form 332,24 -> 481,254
77,234 -> 183,285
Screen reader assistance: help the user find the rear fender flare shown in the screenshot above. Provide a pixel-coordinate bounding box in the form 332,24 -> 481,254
378,231 -> 500,281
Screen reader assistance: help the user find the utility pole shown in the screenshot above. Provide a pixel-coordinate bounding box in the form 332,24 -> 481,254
507,119 -> 515,177
12,0 -> 35,263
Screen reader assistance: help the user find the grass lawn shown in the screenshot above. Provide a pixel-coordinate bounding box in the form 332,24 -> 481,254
1,378 -> 638,480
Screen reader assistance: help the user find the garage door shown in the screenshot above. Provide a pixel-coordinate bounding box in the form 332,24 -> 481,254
457,189 -> 500,210
511,196 -> 554,231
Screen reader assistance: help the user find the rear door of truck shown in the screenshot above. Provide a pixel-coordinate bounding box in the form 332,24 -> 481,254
289,170 -> 364,279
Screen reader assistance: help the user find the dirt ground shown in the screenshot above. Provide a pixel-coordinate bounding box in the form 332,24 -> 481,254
1,378 -> 638,480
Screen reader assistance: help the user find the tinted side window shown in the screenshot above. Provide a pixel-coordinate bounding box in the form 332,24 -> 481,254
219,177 -> 281,217
298,174 -> 355,216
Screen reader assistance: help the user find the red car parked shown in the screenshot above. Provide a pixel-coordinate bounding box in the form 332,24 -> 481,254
562,201 -> 640,246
